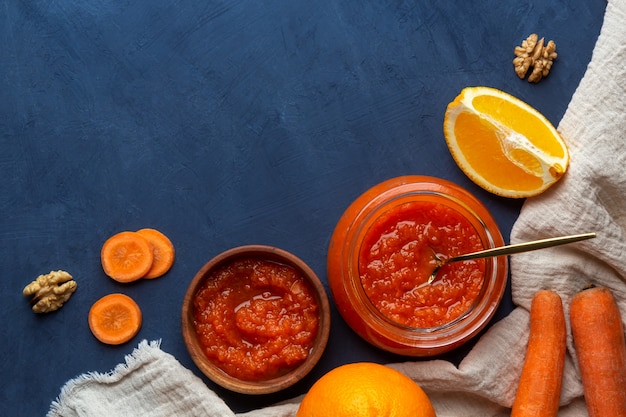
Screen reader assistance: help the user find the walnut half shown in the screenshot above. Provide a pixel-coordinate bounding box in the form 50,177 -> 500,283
23,270 -> 77,313
513,34 -> 558,83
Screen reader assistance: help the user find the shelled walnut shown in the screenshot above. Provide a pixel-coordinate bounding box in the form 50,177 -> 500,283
23,270 -> 77,313
513,34 -> 558,83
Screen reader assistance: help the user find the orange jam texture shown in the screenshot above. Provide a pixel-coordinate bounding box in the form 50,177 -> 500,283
193,258 -> 319,381
359,201 -> 485,328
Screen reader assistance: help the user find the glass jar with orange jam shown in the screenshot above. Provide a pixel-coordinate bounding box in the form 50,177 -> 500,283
327,175 -> 507,356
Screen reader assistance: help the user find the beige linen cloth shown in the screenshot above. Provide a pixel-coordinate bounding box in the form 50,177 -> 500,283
48,1 -> 626,415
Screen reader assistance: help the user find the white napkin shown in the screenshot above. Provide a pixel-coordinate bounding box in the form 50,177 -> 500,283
48,0 -> 626,415
47,341 -> 237,417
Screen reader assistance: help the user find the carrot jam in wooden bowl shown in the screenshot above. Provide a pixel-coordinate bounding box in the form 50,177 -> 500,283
328,176 -> 507,357
193,258 -> 319,381
182,245 -> 330,394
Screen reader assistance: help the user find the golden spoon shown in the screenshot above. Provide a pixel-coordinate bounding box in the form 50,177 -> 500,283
418,232 -> 596,289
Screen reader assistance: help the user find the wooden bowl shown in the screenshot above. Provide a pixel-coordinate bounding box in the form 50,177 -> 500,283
181,245 -> 331,394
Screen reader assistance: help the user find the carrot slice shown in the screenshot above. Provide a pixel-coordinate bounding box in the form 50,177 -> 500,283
88,293 -> 142,345
570,285 -> 626,417
101,231 -> 154,283
136,228 -> 175,279
511,289 -> 566,417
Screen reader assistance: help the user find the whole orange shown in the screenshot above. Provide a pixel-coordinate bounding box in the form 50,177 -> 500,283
296,362 -> 436,417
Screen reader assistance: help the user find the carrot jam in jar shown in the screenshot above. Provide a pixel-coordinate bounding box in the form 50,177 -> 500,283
359,201 -> 485,328
192,258 -> 319,381
328,176 -> 507,356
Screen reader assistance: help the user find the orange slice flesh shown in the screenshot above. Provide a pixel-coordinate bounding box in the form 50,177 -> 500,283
444,86 -> 569,198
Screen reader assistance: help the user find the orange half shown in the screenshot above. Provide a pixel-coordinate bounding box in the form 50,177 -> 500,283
443,86 -> 569,198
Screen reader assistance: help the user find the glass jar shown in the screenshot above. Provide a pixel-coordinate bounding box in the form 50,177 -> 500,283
327,175 -> 507,356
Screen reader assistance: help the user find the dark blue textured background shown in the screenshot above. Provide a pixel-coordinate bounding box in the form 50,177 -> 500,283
1,0 -> 605,414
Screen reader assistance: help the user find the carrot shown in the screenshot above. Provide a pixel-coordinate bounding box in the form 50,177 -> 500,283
136,228 -> 175,279
570,285 -> 626,417
511,289 -> 566,417
88,293 -> 142,345
101,231 -> 154,282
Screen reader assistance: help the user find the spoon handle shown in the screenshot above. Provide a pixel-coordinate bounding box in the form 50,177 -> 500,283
450,232 -> 597,263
